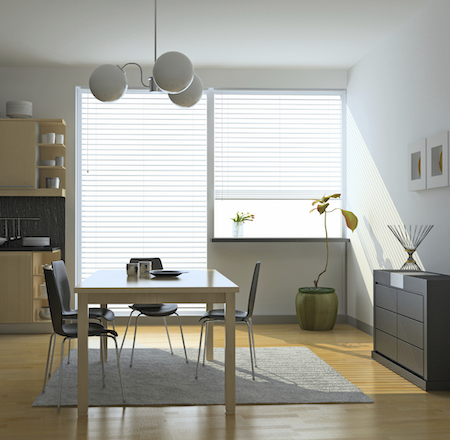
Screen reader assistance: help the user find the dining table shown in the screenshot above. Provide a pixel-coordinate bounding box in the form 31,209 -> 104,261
74,268 -> 240,417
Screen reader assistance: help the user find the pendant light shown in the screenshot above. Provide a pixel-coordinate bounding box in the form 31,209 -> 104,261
89,0 -> 202,107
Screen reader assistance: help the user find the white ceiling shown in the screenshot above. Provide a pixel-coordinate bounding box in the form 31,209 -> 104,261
0,0 -> 431,70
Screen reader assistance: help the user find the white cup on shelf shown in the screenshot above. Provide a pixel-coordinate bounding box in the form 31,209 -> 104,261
55,134 -> 64,144
46,177 -> 60,189
41,134 -> 47,144
47,132 -> 56,143
55,156 -> 64,167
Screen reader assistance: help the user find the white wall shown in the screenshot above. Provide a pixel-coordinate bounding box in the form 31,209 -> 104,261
0,66 -> 348,322
346,0 -> 450,327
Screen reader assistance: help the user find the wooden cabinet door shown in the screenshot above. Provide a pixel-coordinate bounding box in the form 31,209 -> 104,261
0,252 -> 32,323
0,120 -> 37,188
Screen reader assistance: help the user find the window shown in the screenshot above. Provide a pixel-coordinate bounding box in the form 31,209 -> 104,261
77,90 -> 208,302
77,89 -> 345,289
213,91 -> 344,238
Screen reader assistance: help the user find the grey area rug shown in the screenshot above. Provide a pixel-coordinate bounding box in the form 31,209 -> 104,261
33,347 -> 373,407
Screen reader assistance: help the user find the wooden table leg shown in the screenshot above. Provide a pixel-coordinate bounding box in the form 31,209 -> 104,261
224,292 -> 236,415
77,293 -> 89,417
206,302 -> 214,361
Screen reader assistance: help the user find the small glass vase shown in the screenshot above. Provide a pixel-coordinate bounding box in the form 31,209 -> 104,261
232,221 -> 244,237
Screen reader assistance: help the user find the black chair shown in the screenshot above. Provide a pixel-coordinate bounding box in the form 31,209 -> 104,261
195,261 -> 260,380
120,258 -> 188,366
42,260 -> 116,392
43,264 -> 125,411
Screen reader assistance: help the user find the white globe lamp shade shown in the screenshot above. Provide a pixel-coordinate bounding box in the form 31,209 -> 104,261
89,64 -> 128,102
169,74 -> 203,107
153,51 -> 194,93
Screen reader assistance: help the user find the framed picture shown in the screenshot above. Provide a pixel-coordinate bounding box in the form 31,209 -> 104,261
407,139 -> 426,191
426,131 -> 449,189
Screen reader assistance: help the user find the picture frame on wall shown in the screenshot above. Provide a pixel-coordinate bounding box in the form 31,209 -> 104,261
426,131 -> 449,189
407,139 -> 426,191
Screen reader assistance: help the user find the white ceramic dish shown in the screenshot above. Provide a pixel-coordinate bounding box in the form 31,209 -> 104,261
41,159 -> 56,166
6,100 -> 32,118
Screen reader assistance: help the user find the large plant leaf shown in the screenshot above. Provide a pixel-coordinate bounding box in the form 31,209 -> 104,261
341,209 -> 358,231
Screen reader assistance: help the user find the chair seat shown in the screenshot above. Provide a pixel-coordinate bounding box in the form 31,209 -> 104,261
61,307 -> 115,322
61,322 -> 119,338
89,307 -> 115,322
200,308 -> 248,322
130,303 -> 178,317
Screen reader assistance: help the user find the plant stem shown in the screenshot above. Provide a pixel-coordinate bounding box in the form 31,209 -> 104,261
314,211 -> 329,288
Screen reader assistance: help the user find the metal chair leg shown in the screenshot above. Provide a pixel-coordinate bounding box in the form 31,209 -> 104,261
174,312 -> 188,363
246,321 -> 255,380
130,313 -> 142,367
47,332 -> 57,380
120,311 -> 134,356
42,332 -> 56,392
57,338 -> 67,411
195,320 -> 207,379
163,317 -> 173,355
203,321 -> 209,366
249,318 -> 257,367
110,334 -> 125,404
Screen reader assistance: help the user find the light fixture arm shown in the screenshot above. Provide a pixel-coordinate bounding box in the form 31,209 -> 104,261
120,62 -> 156,90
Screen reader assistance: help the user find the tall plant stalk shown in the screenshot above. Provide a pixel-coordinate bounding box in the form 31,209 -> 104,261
314,211 -> 328,288
310,194 -> 358,287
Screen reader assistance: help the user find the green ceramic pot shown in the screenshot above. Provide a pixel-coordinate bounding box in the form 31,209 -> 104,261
295,287 -> 338,331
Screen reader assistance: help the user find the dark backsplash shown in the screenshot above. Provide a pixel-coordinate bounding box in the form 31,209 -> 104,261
0,197 -> 65,259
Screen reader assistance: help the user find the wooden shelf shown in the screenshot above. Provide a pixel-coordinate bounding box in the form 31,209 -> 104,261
37,166 -> 66,170
0,188 -> 66,197
0,119 -> 66,198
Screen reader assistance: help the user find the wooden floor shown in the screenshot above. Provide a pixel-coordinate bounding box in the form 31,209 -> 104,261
1,323 -> 450,439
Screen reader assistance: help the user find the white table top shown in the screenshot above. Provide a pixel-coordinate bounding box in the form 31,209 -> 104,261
75,269 -> 239,300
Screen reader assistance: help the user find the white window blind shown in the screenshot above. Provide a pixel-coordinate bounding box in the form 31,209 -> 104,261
79,90 -> 207,284
214,92 -> 343,200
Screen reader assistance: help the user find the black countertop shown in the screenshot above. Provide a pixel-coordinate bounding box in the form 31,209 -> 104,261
0,246 -> 61,252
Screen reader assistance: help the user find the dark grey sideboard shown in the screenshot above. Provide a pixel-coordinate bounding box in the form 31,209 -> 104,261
372,269 -> 450,390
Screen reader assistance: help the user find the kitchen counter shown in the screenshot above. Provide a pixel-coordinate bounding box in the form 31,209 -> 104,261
0,246 -> 61,252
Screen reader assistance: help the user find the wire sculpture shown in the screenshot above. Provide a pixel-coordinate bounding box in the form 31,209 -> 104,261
387,224 -> 433,271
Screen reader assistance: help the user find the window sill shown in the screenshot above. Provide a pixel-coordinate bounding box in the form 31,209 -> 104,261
211,237 -> 350,242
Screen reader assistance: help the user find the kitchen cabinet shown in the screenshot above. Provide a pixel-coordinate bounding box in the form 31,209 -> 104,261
0,119 -> 66,197
0,249 -> 61,323
372,270 -> 450,390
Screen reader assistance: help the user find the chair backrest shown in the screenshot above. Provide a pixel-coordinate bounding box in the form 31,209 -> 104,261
129,257 -> 163,270
247,261 -> 260,318
51,260 -> 73,315
43,264 -> 66,337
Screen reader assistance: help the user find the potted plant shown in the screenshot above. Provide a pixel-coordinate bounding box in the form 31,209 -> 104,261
231,211 -> 254,237
295,194 -> 358,331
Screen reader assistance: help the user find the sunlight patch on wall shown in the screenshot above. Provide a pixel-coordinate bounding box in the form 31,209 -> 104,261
346,108 -> 424,272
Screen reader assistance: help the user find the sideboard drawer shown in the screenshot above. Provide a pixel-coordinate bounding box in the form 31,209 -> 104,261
398,340 -> 424,377
398,290 -> 423,322
375,329 -> 397,362
375,284 -> 397,312
376,307 -> 397,337
398,315 -> 423,349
